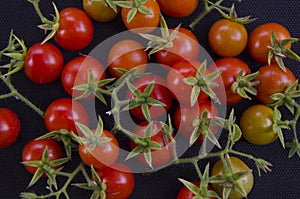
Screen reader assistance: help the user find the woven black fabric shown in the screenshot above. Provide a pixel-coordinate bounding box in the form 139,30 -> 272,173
0,0 -> 299,198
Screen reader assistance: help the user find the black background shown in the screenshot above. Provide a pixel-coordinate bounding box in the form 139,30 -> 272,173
0,0 -> 299,198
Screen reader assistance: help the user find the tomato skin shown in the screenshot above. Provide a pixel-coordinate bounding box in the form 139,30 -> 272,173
157,0 -> 198,18
248,23 -> 291,64
96,163 -> 135,199
127,74 -> 173,120
0,108 -> 21,148
208,19 -> 248,57
240,105 -> 278,145
213,57 -> 251,105
254,64 -> 296,104
174,100 -> 218,142
24,43 -> 64,84
82,0 -> 120,22
44,98 -> 89,134
121,0 -> 160,34
79,130 -> 119,169
177,181 -> 215,199
55,7 -> 94,51
131,121 -> 173,167
167,60 -> 209,106
22,138 -> 63,175
156,28 -> 199,67
108,40 -> 148,78
61,56 -> 106,99
211,157 -> 254,199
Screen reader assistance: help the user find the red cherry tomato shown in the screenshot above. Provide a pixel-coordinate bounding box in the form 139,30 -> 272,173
55,7 -> 94,51
174,100 -> 218,142
208,19 -> 248,57
177,181 -> 215,199
95,163 -> 135,199
156,28 -> 199,67
79,130 -> 119,169
131,121 -> 174,167
0,108 -> 21,148
61,56 -> 106,100
213,57 -> 251,105
254,64 -> 296,104
44,98 -> 89,134
108,39 -> 148,78
248,23 -> 291,64
121,0 -> 160,34
127,74 -> 173,120
157,0 -> 198,18
24,43 -> 64,84
22,138 -> 63,175
166,60 -> 209,106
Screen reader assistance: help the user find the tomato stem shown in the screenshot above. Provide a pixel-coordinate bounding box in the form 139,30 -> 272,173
30,0 -> 56,25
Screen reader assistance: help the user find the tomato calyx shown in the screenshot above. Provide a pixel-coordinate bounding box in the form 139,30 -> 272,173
28,0 -> 60,44
267,31 -> 300,72
92,0 -> 119,13
183,60 -> 221,106
231,71 -> 260,100
114,0 -> 152,23
140,16 -> 180,56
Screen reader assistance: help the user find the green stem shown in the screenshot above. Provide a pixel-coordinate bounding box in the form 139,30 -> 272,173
291,106 -> 300,142
229,149 -> 256,161
192,160 -> 202,179
31,0 -> 56,25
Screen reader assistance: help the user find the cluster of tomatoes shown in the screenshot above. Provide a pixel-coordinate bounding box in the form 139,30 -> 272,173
0,0 -> 299,199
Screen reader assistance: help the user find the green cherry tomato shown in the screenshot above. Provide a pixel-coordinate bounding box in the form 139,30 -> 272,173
211,156 -> 254,199
240,104 -> 278,145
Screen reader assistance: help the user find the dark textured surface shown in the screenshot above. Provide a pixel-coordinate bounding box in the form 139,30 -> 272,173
0,0 -> 299,198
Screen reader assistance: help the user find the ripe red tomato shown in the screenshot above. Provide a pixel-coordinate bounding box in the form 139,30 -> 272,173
82,0 -> 120,22
130,121 -> 173,167
213,57 -> 251,105
177,181 -> 215,199
55,7 -> 94,51
157,0 -> 198,18
126,74 -> 173,121
61,56 -> 106,99
156,28 -> 199,67
166,60 -> 209,106
254,63 -> 296,104
95,163 -> 135,199
174,100 -> 218,142
108,39 -> 148,78
79,130 -> 119,170
0,108 -> 21,148
22,138 -> 63,175
248,23 -> 291,64
24,43 -> 64,84
208,19 -> 248,57
121,0 -> 160,34
44,98 -> 89,134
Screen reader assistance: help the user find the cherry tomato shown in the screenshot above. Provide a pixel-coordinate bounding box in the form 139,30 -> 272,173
156,28 -> 199,67
166,60 -> 209,106
177,181 -> 215,199
108,39 -> 148,78
127,74 -> 173,121
55,7 -> 94,51
44,98 -> 89,134
82,0 -> 120,22
254,64 -> 296,104
95,163 -> 135,199
22,138 -> 63,175
121,0 -> 160,34
211,156 -> 254,199
208,19 -> 248,57
157,0 -> 198,18
79,130 -> 119,169
174,100 -> 218,142
131,121 -> 173,167
248,23 -> 291,64
0,108 -> 20,148
213,57 -> 251,105
24,43 -> 64,84
240,104 -> 278,145
61,56 -> 106,100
